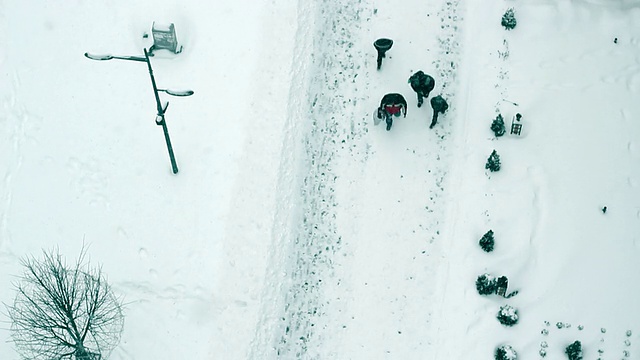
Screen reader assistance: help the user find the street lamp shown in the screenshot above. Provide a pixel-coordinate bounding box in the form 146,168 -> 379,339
158,89 -> 194,97
84,48 -> 192,174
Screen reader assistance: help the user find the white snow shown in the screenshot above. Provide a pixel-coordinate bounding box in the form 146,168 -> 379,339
1,0 -> 639,359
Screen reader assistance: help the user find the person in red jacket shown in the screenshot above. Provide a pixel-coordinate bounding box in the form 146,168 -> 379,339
377,93 -> 407,131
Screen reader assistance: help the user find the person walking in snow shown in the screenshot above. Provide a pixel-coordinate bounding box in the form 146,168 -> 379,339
373,38 -> 393,70
377,93 -> 407,131
408,71 -> 435,108
429,95 -> 448,129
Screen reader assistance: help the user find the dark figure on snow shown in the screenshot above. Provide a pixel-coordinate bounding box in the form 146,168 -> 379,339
429,95 -> 448,129
377,93 -> 407,131
373,38 -> 393,70
408,71 -> 435,107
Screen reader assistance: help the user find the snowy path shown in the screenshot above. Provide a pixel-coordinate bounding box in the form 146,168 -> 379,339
269,0 -> 466,358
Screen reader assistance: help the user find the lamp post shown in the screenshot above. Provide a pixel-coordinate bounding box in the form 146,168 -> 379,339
84,48 -> 192,174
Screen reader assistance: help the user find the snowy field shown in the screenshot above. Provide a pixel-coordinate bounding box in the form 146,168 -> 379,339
1,0 -> 639,359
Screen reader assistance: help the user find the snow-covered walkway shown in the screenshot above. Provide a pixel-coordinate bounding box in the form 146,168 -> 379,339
263,0 -> 465,358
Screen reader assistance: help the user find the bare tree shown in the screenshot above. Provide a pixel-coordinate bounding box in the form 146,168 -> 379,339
6,247 -> 124,360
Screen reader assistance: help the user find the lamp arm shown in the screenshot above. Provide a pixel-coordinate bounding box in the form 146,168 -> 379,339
143,48 -> 165,116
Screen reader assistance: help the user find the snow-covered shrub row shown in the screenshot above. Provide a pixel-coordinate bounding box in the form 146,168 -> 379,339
539,323 -> 634,359
539,341 -> 548,358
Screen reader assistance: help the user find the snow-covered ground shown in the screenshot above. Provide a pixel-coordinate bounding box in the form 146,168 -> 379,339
1,0 -> 639,359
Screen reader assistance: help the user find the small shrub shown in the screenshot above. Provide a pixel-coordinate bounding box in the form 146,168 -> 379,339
539,341 -> 548,358
495,344 -> 518,360
491,114 -> 506,137
486,150 -> 501,172
539,348 -> 547,358
497,304 -> 519,326
502,8 -> 517,30
479,230 -> 495,252
476,273 -> 497,295
565,340 -> 583,360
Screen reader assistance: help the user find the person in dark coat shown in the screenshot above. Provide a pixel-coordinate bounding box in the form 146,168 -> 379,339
374,38 -> 393,70
429,95 -> 448,129
377,93 -> 407,131
408,71 -> 435,108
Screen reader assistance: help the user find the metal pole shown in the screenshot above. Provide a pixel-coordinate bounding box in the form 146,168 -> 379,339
143,48 -> 179,174
157,115 -> 178,174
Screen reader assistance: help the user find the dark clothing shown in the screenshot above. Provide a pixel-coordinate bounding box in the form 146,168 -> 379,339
376,49 -> 385,70
429,95 -> 448,129
374,38 -> 393,70
430,95 -> 448,113
408,71 -> 435,107
378,93 -> 407,131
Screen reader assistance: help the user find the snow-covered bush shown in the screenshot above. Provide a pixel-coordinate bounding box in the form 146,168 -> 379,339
495,344 -> 518,360
497,304 -> 519,326
486,150 -> 501,172
479,230 -> 495,252
476,273 -> 497,295
502,8 -> 517,30
539,340 -> 548,358
491,114 -> 506,137
539,348 -> 547,358
565,340 -> 583,360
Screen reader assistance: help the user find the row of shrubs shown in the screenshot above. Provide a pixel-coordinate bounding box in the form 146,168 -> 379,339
491,9 -> 517,360
489,9 -> 584,360
501,340 -> 582,360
